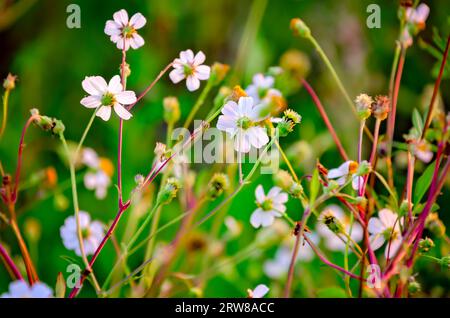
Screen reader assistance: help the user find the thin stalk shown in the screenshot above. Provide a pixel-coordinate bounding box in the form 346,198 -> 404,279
183,80 -> 213,129
0,89 -> 10,138
0,242 -> 23,280
360,119 -> 381,196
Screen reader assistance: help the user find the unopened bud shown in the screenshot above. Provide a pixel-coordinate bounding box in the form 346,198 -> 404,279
322,210 -> 345,234
418,237 -> 434,254
163,96 -> 180,125
372,95 -> 390,121
289,182 -> 304,199
407,278 -> 421,295
24,218 -> 41,242
290,18 -> 311,38
273,170 -> 294,192
356,160 -> 371,176
280,49 -> 311,79
210,62 -> 230,86
157,178 -> 181,205
3,73 -> 17,90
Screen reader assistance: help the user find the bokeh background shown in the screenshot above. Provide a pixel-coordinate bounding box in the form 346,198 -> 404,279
0,0 -> 449,297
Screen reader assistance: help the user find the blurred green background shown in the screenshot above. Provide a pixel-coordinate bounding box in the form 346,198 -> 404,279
0,0 -> 449,297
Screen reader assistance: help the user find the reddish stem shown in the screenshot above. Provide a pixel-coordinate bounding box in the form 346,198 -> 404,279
0,242 -> 23,281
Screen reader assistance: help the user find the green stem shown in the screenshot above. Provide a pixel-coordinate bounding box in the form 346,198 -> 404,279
0,90 -> 9,138
75,109 -> 98,156
183,80 -> 213,129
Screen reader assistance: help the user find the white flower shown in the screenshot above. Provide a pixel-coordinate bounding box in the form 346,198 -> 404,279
406,3 -> 430,27
60,211 -> 105,256
217,97 -> 269,153
368,209 -> 403,259
327,161 -> 363,191
316,205 -> 363,252
245,73 -> 281,104
263,234 -> 317,279
169,49 -> 210,91
104,9 -> 147,51
1,281 -> 53,298
411,139 -> 433,163
81,148 -> 112,200
250,185 -> 288,228
247,284 -> 269,298
80,75 -> 136,121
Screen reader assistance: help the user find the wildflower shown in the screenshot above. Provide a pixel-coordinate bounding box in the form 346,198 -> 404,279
104,9 -> 147,50
410,139 -> 433,163
250,185 -> 288,228
247,284 -> 269,298
355,94 -> 373,121
245,73 -> 282,104
277,109 -> 302,136
405,3 -> 430,30
169,49 -> 210,91
81,148 -> 113,200
368,208 -> 403,259
316,205 -> 363,252
3,73 -> 17,90
372,95 -> 390,121
327,161 -> 364,191
60,211 -> 105,256
80,75 -> 136,121
156,178 -> 181,205
217,97 -> 269,153
263,234 -> 317,279
1,281 -> 53,298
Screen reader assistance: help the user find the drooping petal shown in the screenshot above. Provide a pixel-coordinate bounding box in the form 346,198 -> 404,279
255,185 -> 265,203
129,12 -> 147,29
250,209 -> 264,228
108,75 -> 123,94
113,9 -> 129,26
169,68 -> 186,84
327,161 -> 350,179
115,90 -> 137,105
96,106 -> 112,121
260,212 -> 275,227
113,103 -> 133,120
194,65 -> 210,80
82,76 -> 108,96
186,75 -> 200,91
80,96 -> 101,108
130,33 -> 145,49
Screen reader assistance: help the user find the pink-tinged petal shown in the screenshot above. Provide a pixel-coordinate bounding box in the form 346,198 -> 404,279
193,51 -> 206,65
96,106 -> 112,121
113,9 -> 129,26
352,175 -> 364,191
180,49 -> 194,64
82,76 -> 107,96
250,209 -> 264,228
217,115 -> 237,132
252,285 -> 269,298
255,185 -> 265,203
115,90 -> 137,105
260,212 -> 275,227
272,204 -> 286,214
194,65 -> 210,80
130,34 -> 145,49
234,130 -> 251,153
369,234 -> 385,251
385,238 -> 402,259
238,97 -> 254,116
222,101 -> 239,117
129,12 -> 146,29
108,75 -> 122,94
113,103 -> 133,120
267,186 -> 281,198
110,34 -> 122,44
186,75 -> 200,91
368,217 -> 383,235
116,38 -> 130,51
80,96 -> 101,108
273,192 -> 288,204
104,20 -> 121,36
169,68 -> 185,84
247,126 -> 269,149
249,103 -> 270,121
378,208 -> 397,228
414,4 -> 430,23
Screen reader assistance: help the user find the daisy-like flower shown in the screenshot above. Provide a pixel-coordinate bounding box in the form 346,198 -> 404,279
104,9 -> 147,51
169,50 -> 210,91
80,75 -> 136,121
217,97 -> 269,153
406,3 -> 430,29
327,161 -> 363,191
247,284 -> 269,298
368,209 -> 403,259
60,211 -> 105,256
263,234 -> 317,279
245,73 -> 282,104
316,205 -> 363,252
81,148 -> 113,200
411,139 -> 433,163
1,281 -> 53,298
250,185 -> 288,228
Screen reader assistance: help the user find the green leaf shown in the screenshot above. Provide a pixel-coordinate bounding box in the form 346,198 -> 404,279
414,161 -> 436,204
316,286 -> 347,298
309,167 -> 320,205
412,109 -> 423,137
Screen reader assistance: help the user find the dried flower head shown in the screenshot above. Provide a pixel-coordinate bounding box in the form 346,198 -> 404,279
3,73 -> 17,90
372,95 -> 390,121
355,93 -> 373,121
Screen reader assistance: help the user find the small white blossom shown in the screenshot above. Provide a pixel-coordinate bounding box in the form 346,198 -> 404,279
411,139 -> 433,163
217,97 -> 269,153
1,280 -> 53,298
250,185 -> 288,228
316,205 -> 363,252
60,211 -> 105,256
81,148 -> 112,200
245,73 -> 282,104
406,3 -> 430,26
104,9 -> 147,51
170,50 -> 210,91
80,75 -> 136,121
247,284 -> 269,298
327,161 -> 363,191
368,209 -> 403,259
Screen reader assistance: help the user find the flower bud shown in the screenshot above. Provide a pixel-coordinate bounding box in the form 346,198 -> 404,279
54,193 -> 69,211
407,278 -> 421,295
3,73 -> 17,90
322,210 -> 345,234
209,62 -> 230,86
418,237 -> 434,254
356,160 -> 371,176
290,18 -> 311,38
355,94 -> 373,121
24,218 -> 41,242
289,182 -> 304,199
372,95 -> 390,121
277,119 -> 295,137
207,173 -> 229,200
272,169 -> 294,192
280,49 -> 311,79
157,178 -> 181,205
163,96 -> 181,125
134,174 -> 145,186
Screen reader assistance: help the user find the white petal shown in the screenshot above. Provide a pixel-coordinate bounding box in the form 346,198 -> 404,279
195,65 -> 210,80
252,284 -> 269,298
30,283 -> 53,298
352,175 -> 364,191
247,126 -> 269,149
180,49 -> 194,64
234,130 -> 251,153
385,238 -> 402,259
84,172 -> 98,189
115,90 -> 137,105
221,101 -> 239,117
130,33 -> 145,49
217,115 -> 237,132
255,185 -> 265,203
368,217 -> 383,235
169,69 -> 185,84
104,20 -> 121,36
113,9 -> 129,26
238,97 -> 254,116
186,75 -> 200,91
129,12 -> 147,29
96,106 -> 112,121
193,51 -> 206,65
260,212 -> 275,227
378,209 -> 397,228
108,75 -> 123,94
82,148 -> 99,168
267,186 -> 281,198
273,192 -> 288,204
113,103 -> 133,120
328,161 -> 350,179
80,96 -> 101,108
369,234 -> 385,251
82,76 -> 107,96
